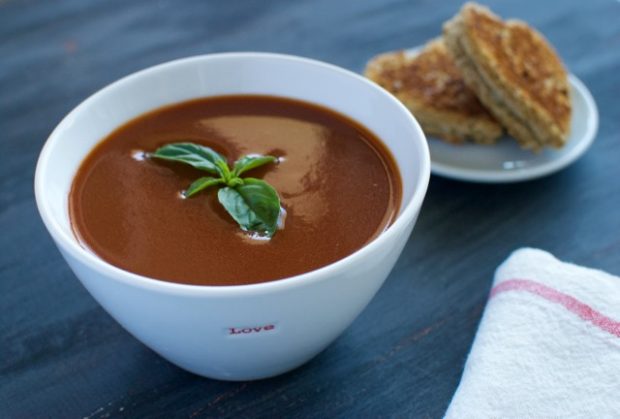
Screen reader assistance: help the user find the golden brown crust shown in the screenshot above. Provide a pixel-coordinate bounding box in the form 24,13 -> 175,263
444,2 -> 571,149
365,38 -> 502,145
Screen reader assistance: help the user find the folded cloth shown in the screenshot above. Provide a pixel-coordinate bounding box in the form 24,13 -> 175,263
446,248 -> 620,418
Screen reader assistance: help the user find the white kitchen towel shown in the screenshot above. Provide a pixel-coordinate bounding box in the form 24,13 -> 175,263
445,248 -> 620,418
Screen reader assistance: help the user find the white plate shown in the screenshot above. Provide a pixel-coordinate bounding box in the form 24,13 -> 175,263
429,75 -> 598,182
401,47 -> 599,183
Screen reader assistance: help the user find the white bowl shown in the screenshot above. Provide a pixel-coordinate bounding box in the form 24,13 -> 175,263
35,52 -> 430,381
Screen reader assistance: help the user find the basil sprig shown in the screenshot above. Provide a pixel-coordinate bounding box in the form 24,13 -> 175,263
151,142 -> 281,238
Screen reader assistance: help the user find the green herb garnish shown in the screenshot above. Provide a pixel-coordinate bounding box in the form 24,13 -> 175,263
151,142 -> 281,238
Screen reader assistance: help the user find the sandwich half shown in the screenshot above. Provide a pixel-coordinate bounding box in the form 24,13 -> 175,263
364,38 -> 502,145
443,2 -> 572,151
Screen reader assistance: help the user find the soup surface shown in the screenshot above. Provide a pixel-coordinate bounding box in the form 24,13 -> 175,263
70,96 -> 402,285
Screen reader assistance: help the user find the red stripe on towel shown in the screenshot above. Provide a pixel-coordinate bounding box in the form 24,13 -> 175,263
490,279 -> 620,338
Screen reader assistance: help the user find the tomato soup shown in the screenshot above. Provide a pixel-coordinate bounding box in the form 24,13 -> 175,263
69,96 -> 402,285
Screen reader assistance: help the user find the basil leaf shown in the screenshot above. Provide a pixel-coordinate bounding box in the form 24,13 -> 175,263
184,176 -> 223,198
152,143 -> 228,176
233,155 -> 277,176
217,178 -> 280,237
150,142 -> 283,237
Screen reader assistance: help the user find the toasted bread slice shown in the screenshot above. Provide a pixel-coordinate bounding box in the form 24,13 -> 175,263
443,3 -> 571,151
365,39 -> 502,145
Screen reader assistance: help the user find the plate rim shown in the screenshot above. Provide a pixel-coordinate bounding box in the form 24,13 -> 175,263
427,74 -> 599,183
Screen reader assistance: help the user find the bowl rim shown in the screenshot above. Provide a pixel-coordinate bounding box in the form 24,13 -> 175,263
34,51 -> 430,297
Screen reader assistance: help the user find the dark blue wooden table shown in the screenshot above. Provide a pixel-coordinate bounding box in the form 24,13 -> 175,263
2,0 -> 619,416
